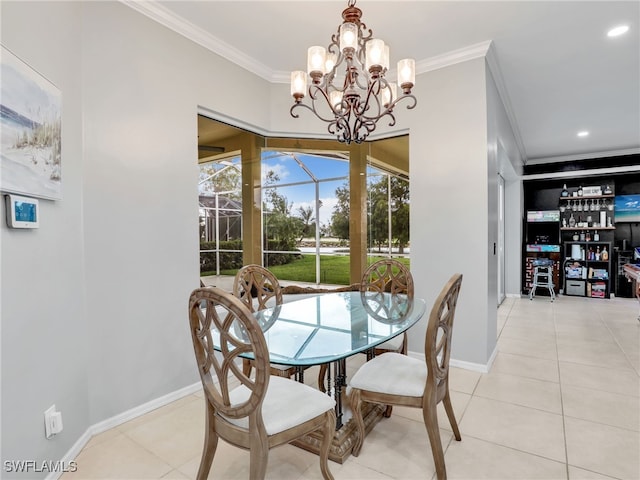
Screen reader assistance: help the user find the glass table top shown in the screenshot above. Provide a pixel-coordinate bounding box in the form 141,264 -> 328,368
251,291 -> 427,366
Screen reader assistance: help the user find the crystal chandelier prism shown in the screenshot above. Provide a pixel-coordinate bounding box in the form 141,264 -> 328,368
290,0 -> 417,145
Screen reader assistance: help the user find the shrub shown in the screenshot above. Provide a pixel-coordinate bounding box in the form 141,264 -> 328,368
199,240 -> 243,273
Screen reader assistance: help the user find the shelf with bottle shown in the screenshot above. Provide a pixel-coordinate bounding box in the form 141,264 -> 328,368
560,183 -> 614,199
564,242 -> 610,262
564,231 -> 609,244
560,208 -> 615,231
563,240 -> 612,298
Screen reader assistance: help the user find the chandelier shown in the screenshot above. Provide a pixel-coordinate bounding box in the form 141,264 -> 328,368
290,0 -> 417,145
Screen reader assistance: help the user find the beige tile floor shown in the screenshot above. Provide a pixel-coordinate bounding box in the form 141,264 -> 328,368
62,293 -> 640,479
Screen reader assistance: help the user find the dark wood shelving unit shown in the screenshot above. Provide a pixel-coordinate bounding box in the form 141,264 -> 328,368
559,188 -> 615,299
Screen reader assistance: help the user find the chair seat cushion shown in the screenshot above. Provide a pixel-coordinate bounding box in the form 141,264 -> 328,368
225,376 -> 336,435
374,334 -> 404,351
349,352 -> 426,397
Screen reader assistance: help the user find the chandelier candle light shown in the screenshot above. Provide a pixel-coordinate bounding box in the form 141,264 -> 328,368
290,0 -> 417,144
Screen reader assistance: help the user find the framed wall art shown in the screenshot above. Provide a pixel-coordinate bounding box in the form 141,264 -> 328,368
1,45 -> 62,200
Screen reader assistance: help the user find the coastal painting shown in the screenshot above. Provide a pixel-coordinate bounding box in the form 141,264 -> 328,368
1,46 -> 62,200
614,194 -> 640,223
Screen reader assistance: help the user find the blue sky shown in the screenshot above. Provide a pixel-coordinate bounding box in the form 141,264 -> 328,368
261,152 -> 350,226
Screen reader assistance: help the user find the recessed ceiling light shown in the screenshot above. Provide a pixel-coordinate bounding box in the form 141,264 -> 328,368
577,131 -> 589,137
607,25 -> 629,37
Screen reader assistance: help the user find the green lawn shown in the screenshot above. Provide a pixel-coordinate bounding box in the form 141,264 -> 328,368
213,254 -> 410,285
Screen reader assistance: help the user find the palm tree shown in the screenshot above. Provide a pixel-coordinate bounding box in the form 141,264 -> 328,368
297,205 -> 316,243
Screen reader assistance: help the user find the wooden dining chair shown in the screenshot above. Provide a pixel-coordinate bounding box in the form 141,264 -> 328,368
318,258 -> 413,404
188,287 -> 336,480
360,258 -> 414,357
348,273 -> 463,480
232,264 -> 298,378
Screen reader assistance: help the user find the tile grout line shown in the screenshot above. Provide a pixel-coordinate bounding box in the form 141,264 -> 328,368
598,305 -> 639,373
552,299 -> 572,480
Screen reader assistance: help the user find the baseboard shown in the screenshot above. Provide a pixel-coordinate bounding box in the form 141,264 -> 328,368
45,381 -> 202,480
44,429 -> 92,480
506,293 -> 522,298
91,381 -> 202,435
409,345 -> 497,374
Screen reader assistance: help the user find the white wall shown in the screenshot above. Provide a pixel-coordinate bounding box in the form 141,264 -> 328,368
409,58 -> 495,366
486,65 -> 525,297
1,1 -> 90,470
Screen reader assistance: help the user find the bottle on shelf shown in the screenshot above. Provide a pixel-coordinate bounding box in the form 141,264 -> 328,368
595,246 -> 600,261
578,185 -> 583,196
586,231 -> 591,242
601,246 -> 609,261
593,230 -> 600,241
569,213 -> 576,227
579,231 -> 586,242
604,184 -> 612,194
572,232 -> 579,241
561,184 -> 569,197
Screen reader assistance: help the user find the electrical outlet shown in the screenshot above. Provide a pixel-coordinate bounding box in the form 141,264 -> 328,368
44,405 -> 63,439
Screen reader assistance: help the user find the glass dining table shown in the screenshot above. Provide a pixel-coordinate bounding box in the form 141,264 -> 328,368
252,291 -> 427,429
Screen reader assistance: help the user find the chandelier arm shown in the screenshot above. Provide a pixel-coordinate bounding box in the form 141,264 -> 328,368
360,93 -> 416,125
291,101 -> 339,124
389,94 -> 418,111
355,79 -> 382,118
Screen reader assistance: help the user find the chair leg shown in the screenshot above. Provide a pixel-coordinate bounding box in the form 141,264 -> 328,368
318,363 -> 328,393
242,358 -> 252,377
196,400 -> 218,480
401,332 -> 408,355
383,405 -> 394,417
423,402 -> 447,480
442,390 -> 461,441
319,410 -> 336,480
249,434 -> 269,480
349,389 -> 366,457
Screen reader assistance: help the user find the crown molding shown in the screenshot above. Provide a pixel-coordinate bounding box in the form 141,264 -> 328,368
120,0 -> 275,81
527,147 -> 640,165
522,163 -> 640,181
415,40 -> 491,74
484,42 -> 528,165
197,106 -> 271,138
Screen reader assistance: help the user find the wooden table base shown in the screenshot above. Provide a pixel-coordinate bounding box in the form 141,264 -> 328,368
291,402 -> 386,464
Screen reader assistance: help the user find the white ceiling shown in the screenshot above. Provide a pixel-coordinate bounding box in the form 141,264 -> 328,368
127,1 -> 640,165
